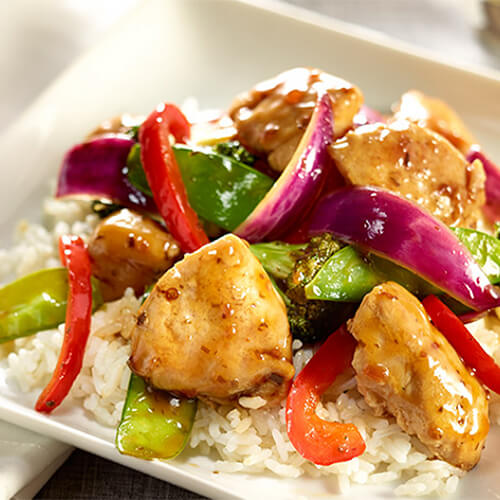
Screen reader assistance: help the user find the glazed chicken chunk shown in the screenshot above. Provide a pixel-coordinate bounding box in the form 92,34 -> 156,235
229,67 -> 363,172
329,120 -> 485,227
86,113 -> 144,141
88,209 -> 180,301
349,282 -> 489,470
129,234 -> 294,406
392,90 -> 475,154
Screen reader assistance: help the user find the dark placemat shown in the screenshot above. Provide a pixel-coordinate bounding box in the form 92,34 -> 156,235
36,450 -> 207,500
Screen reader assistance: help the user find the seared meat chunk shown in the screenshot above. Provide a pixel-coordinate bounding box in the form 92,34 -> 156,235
88,209 -> 180,301
349,282 -> 489,470
86,113 -> 143,140
229,67 -> 363,172
392,90 -> 475,154
329,120 -> 485,227
129,234 -> 294,407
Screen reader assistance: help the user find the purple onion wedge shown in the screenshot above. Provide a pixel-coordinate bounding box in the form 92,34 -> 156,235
353,105 -> 385,127
307,186 -> 500,312
234,92 -> 333,242
56,137 -> 157,213
466,145 -> 500,220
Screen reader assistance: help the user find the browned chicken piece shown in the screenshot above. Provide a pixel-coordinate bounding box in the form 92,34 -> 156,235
349,282 -> 489,471
329,120 -> 485,227
88,209 -> 180,301
392,90 -> 475,154
86,113 -> 144,141
129,234 -> 294,407
229,67 -> 363,172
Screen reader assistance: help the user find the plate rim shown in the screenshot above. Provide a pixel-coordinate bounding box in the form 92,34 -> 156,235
2,0 -> 500,147
245,0 -> 500,82
2,0 -> 500,146
0,393 -> 240,500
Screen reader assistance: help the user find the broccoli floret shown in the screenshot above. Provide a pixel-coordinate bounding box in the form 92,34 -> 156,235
127,124 -> 141,141
283,234 -> 353,342
252,234 -> 353,343
285,233 -> 342,304
213,140 -> 257,166
286,299 -> 355,343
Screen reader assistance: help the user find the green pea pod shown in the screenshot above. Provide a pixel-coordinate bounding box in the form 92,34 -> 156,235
250,242 -> 306,280
305,227 -> 500,303
0,268 -> 102,343
451,227 -> 500,284
305,246 -> 383,302
126,144 -> 152,196
127,143 -> 274,231
116,373 -> 197,460
304,246 -> 448,302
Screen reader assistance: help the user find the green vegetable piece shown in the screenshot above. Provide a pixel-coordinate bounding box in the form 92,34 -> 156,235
213,140 -> 257,166
126,144 -> 152,196
0,268 -> 102,343
253,235 -> 350,343
494,222 -> 500,239
250,242 -> 306,280
126,143 -> 274,231
91,200 -> 124,219
139,283 -> 155,305
368,254 -> 440,297
452,227 -> 500,284
305,247 -> 440,303
116,373 -> 197,460
305,246 -> 382,302
305,227 -> 500,303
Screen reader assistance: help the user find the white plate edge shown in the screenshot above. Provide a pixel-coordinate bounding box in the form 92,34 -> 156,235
2,0 -> 500,148
0,394 -> 241,500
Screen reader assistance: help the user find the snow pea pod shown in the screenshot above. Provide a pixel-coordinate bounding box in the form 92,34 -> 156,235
0,268 -> 102,343
127,143 -> 274,231
451,227 -> 500,284
116,373 -> 197,460
305,246 -> 383,302
250,242 -> 306,280
305,227 -> 499,303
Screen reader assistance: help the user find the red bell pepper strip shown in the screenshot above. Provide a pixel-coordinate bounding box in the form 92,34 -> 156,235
35,235 -> 93,413
286,325 -> 366,465
422,295 -> 500,394
139,103 -> 209,253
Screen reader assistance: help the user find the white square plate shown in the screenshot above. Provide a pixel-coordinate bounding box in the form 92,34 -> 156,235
1,1 -> 500,498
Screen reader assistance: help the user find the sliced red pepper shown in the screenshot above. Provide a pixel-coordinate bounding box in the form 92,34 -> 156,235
286,325 -> 366,465
139,103 -> 209,253
422,295 -> 500,394
35,235 -> 93,413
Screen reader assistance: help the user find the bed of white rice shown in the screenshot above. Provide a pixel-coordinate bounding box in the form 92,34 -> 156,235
2,197 -> 500,497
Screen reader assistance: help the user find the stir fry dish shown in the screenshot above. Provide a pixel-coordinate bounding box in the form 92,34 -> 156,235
4,67 -> 500,496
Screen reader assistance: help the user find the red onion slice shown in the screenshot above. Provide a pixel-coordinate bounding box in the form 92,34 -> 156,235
353,105 -> 385,127
235,92 -> 333,242
56,137 -> 157,213
308,186 -> 500,312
